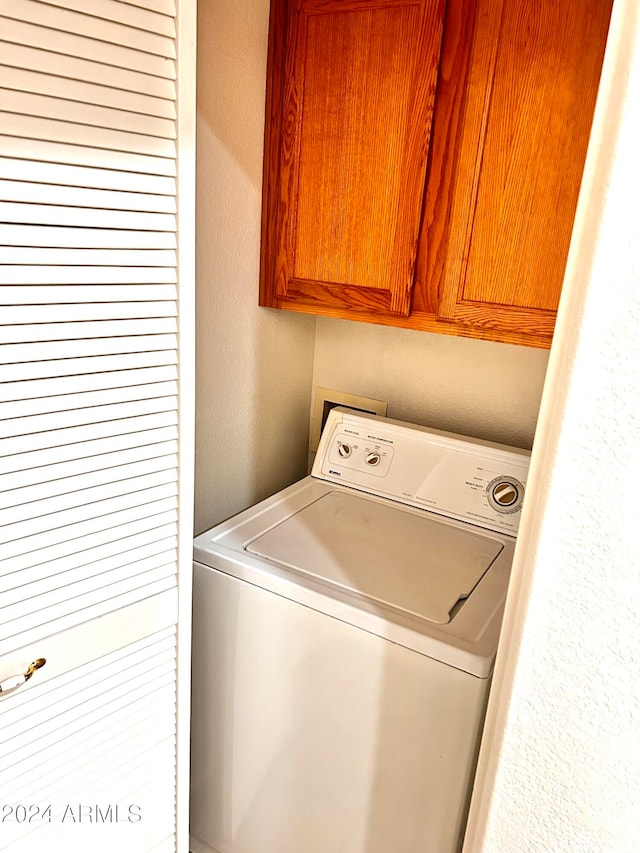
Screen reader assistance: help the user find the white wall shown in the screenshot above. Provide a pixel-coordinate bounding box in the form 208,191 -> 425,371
464,1 -> 640,849
313,319 -> 548,450
195,0 -> 316,534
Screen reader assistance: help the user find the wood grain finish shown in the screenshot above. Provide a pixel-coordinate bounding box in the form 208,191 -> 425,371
437,0 -> 613,328
264,0 -> 446,316
259,0 -> 288,312
276,296 -> 557,347
466,0 -> 613,310
412,0 -> 478,315
260,0 -> 613,348
294,5 -> 422,291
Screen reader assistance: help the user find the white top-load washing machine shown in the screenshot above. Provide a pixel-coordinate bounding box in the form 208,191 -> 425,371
190,409 -> 530,853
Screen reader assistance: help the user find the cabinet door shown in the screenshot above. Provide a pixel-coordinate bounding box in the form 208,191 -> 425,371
260,0 -> 447,317
434,0 -> 612,343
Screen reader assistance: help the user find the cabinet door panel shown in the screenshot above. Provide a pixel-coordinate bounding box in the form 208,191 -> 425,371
437,0 -> 612,339
263,0 -> 446,317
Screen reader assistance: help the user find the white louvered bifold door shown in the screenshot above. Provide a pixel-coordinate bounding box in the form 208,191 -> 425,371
0,598 -> 178,852
0,0 -> 195,850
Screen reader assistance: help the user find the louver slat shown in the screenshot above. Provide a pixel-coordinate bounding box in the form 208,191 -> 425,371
0,366 -> 177,400
0,135 -> 176,175
0,318 -> 177,343
0,305 -> 176,324
1,512 -> 178,577
0,440 -> 177,493
2,0 -> 176,51
1,248 -> 177,265
0,202 -> 177,228
1,352 -> 178,381
125,0 -> 176,18
1,466 -> 178,525
1,225 -> 176,249
0,377 -> 177,416
0,66 -> 176,118
0,267 -> 177,284
0,402 -> 178,442
40,0 -> 176,37
0,159 -> 177,192
0,15 -> 176,77
1,334 -> 177,363
0,426 -> 178,476
0,112 -> 176,156
0,89 -> 176,138
0,43 -> 176,100
0,180 -> 177,212
1,536 -> 178,601
0,286 -> 176,304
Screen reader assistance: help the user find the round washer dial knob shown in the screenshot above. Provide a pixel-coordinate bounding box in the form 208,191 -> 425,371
337,442 -> 352,458
487,476 -> 525,514
365,452 -> 381,466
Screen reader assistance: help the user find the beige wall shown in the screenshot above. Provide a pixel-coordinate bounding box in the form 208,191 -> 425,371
196,0 -> 549,536
313,319 -> 548,450
195,0 -> 316,534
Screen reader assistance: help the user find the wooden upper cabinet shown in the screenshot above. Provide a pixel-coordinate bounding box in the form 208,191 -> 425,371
260,0 -> 613,347
430,0 -> 614,342
261,0 -> 447,316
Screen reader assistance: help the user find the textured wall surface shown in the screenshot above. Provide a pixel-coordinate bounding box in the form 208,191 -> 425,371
313,319 -> 548,450
465,1 -> 640,849
195,0 -> 316,534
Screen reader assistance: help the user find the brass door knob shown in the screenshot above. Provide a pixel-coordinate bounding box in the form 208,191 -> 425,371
0,658 -> 46,696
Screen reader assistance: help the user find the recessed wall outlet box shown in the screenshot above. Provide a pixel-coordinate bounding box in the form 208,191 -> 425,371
309,387 -> 388,469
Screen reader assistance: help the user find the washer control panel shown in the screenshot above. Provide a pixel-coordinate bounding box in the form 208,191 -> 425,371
329,433 -> 394,477
314,409 -> 531,536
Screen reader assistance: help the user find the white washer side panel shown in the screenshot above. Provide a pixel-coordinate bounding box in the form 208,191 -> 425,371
190,563 -> 489,853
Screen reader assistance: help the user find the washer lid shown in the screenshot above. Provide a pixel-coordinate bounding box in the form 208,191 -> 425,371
246,491 -> 503,625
